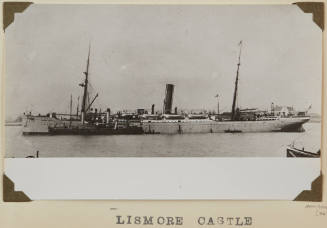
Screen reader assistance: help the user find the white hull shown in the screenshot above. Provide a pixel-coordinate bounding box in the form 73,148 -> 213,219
141,117 -> 310,134
22,115 -> 310,135
22,116 -> 81,135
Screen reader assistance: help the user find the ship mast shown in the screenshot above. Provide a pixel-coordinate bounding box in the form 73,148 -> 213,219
231,40 -> 242,121
76,96 -> 80,116
69,94 -> 73,126
80,44 -> 91,124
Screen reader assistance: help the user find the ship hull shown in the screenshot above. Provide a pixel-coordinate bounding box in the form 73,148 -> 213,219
22,115 -> 309,135
141,117 -> 310,134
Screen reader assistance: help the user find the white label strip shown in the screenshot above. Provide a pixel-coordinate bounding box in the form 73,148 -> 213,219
5,158 -> 320,200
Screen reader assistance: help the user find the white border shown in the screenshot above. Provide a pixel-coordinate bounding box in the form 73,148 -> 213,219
5,157 -> 320,200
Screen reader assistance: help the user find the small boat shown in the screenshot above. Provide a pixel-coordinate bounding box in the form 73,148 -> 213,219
224,129 -> 242,133
286,146 -> 320,158
26,151 -> 39,158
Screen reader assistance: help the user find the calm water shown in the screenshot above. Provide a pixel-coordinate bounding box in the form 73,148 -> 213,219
5,123 -> 321,158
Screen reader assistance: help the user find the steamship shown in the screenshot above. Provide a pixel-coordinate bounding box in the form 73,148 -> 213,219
22,42 -> 310,135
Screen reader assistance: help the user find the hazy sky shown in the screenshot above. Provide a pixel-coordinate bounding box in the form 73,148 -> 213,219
5,4 -> 322,118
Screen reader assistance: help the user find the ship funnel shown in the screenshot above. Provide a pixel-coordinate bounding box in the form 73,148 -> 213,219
163,84 -> 174,114
151,104 -> 155,114
106,108 -> 111,124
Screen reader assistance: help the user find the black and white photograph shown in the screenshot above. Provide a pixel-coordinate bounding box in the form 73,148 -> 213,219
4,4 -> 322,158
2,3 -> 323,200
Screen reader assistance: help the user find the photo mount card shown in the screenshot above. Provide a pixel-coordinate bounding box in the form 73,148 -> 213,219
1,2 -> 324,201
